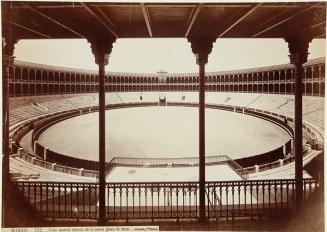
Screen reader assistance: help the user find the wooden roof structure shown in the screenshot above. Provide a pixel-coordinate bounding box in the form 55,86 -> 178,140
2,2 -> 326,40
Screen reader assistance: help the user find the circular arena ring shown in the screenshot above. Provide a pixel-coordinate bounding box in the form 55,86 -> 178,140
10,98 -> 322,179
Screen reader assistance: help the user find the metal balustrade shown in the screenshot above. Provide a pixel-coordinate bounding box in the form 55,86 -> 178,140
14,182 -> 99,219
13,178 -> 318,221
106,182 -> 199,220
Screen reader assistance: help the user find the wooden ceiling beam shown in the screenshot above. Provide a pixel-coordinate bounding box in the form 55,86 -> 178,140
21,3 -> 85,38
4,19 -> 51,38
13,3 -> 323,9
185,4 -> 202,37
252,2 -> 322,38
288,21 -> 326,39
94,6 -> 116,28
255,8 -> 290,29
140,3 -> 153,37
218,3 -> 262,38
80,2 -> 118,38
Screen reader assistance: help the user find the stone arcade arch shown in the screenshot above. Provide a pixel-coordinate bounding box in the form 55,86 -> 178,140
21,68 -> 28,81
15,67 -> 21,80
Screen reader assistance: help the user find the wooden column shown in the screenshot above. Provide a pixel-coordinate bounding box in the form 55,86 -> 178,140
285,36 -> 311,210
89,36 -> 116,225
2,35 -> 17,226
188,37 -> 216,223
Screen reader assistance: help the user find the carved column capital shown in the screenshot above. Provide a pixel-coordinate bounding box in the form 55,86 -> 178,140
2,36 -> 18,65
88,36 -> 116,65
285,36 -> 312,65
188,37 -> 216,65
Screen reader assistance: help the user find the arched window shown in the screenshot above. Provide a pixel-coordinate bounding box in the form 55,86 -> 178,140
16,68 -> 22,80
42,71 -> 48,81
29,70 -> 35,81
22,68 -> 28,81
54,72 -> 59,82
49,72 -> 54,82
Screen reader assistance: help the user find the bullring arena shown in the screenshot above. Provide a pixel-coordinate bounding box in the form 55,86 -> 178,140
7,58 -> 324,222
2,2 -> 326,231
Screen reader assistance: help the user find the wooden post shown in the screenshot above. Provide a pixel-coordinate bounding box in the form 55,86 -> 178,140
89,36 -> 116,225
285,36 -> 311,210
188,37 -> 216,223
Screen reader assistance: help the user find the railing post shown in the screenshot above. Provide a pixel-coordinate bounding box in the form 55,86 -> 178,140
31,157 -> 36,165
10,140 -> 16,154
282,144 -> 287,157
17,148 -> 24,158
34,140 -> 39,156
51,163 -> 56,171
9,139 -> 14,153
79,168 -> 84,176
305,144 -> 311,153
43,147 -> 48,161
255,165 -> 259,173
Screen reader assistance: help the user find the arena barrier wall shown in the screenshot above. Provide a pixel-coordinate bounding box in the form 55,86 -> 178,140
10,101 -> 321,177
29,102 -> 293,170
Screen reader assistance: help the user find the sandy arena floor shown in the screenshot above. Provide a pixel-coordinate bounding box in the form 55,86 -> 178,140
38,106 -> 291,161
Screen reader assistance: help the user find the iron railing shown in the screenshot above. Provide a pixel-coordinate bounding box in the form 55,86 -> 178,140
104,155 -> 248,179
14,182 -> 99,219
13,178 -> 318,221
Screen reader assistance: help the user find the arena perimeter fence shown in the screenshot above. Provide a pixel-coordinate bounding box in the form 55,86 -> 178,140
12,178 -> 319,221
9,102 -> 321,178
104,155 -> 249,180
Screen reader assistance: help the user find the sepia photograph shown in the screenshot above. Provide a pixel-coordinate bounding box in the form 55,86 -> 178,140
1,1 -> 326,231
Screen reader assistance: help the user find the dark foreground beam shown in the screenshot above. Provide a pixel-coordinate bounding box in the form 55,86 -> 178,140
2,33 -> 18,226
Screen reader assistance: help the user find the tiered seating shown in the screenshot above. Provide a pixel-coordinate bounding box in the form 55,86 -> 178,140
105,93 -> 121,104
181,92 -> 199,102
227,93 -> 261,107
9,95 -> 63,109
9,93 -> 324,130
9,156 -> 95,182
164,92 -> 198,102
128,92 -> 144,103
117,92 -> 138,103
164,92 -> 182,102
248,150 -> 321,180
8,92 -> 324,182
206,92 -> 228,104
114,93 -> 124,103
248,94 -> 291,113
10,156 -> 40,180
305,113 -> 324,130
142,92 -> 160,102
65,94 -> 98,108
9,105 -> 46,126
41,98 -> 77,112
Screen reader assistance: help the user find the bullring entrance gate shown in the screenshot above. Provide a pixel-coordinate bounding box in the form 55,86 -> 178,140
2,2 -> 326,226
